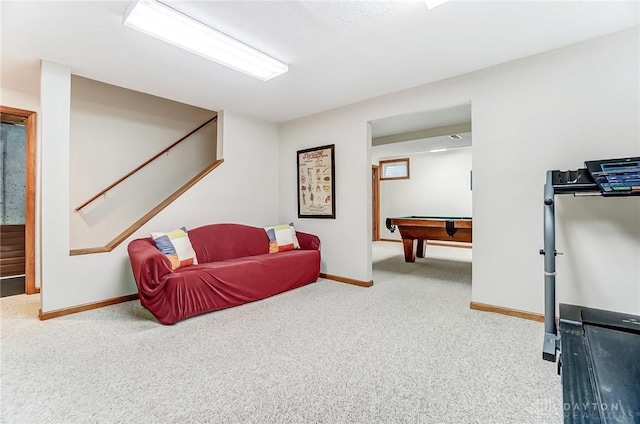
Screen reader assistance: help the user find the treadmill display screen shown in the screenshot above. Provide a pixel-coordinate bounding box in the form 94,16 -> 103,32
585,157 -> 640,195
601,162 -> 640,173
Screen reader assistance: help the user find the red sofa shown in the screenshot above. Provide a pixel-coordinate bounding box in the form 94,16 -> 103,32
127,223 -> 321,324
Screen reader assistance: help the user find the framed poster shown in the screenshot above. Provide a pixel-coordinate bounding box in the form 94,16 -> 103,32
297,144 -> 335,219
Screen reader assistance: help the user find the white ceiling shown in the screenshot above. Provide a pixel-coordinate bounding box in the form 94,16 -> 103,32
371,103 -> 471,159
371,104 -> 471,138
371,132 -> 472,162
1,1 -> 638,124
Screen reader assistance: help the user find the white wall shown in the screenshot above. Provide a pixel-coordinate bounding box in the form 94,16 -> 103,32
1,87 -> 39,112
280,113 -> 373,281
279,28 -> 640,315
12,28 -> 640,317
69,76 -> 217,248
40,61 -> 73,308
39,61 -> 280,313
377,148 -> 473,240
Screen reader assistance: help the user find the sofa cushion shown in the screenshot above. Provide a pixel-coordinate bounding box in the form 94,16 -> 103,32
188,223 -> 270,263
264,223 -> 300,253
159,250 -> 321,323
150,227 -> 198,270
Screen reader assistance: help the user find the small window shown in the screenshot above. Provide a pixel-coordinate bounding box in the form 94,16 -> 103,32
380,158 -> 410,180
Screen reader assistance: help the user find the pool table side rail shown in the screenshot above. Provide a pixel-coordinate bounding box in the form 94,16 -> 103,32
389,217 -> 473,229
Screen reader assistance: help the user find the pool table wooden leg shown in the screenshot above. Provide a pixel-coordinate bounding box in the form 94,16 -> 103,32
416,239 -> 425,258
402,239 -> 415,262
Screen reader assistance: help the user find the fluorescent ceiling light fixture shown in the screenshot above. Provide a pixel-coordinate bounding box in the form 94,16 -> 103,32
123,0 -> 288,81
424,0 -> 451,10
429,148 -> 448,153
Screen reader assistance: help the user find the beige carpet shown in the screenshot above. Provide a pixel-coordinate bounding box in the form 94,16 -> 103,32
1,242 -> 562,423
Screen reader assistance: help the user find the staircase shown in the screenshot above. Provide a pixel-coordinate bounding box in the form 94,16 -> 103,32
70,116 -> 222,255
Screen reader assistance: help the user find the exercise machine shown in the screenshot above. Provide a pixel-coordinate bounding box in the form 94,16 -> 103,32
541,157 -> 640,423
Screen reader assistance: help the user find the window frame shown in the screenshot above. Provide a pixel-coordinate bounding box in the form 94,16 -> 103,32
379,158 -> 410,180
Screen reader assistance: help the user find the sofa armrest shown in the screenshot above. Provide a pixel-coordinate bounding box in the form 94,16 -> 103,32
296,231 -> 321,250
127,238 -> 173,294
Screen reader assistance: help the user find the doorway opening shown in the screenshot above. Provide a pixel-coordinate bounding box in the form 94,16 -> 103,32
0,106 -> 37,297
369,103 -> 473,268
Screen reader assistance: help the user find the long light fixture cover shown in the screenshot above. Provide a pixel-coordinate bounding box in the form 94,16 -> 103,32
123,0 -> 288,81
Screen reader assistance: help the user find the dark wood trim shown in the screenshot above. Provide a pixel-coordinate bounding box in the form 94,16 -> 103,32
320,273 -> 373,288
25,110 -> 36,295
1,106 -> 37,295
0,106 -> 34,118
470,301 -> 544,323
380,238 -> 401,243
390,217 -> 472,229
372,165 -> 380,241
39,293 -> 139,320
69,158 -> 224,255
75,115 -> 217,211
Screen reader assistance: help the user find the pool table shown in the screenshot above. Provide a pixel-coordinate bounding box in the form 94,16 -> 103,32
386,216 -> 472,262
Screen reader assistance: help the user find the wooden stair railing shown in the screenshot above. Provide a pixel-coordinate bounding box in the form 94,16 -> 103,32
70,159 -> 223,255
75,116 -> 217,211
70,115 -> 220,255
